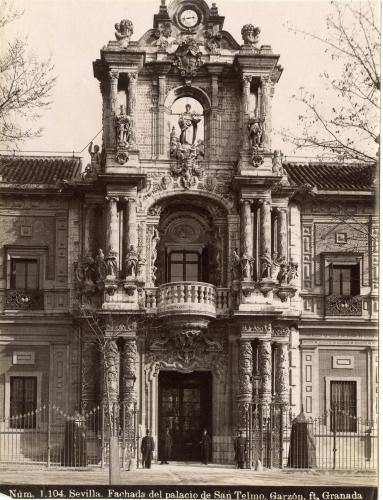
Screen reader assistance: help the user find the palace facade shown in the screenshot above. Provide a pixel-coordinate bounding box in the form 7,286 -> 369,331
0,0 -> 377,465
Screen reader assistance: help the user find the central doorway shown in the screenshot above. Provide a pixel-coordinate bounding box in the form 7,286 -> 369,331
158,371 -> 212,461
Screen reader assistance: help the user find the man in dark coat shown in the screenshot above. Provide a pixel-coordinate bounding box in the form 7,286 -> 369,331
200,428 -> 211,464
141,429 -> 155,469
160,428 -> 172,464
234,430 -> 247,469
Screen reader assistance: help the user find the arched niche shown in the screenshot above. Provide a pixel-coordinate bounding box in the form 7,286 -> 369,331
146,197 -> 228,288
164,86 -> 212,158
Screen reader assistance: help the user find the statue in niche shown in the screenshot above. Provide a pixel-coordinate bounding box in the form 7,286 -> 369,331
125,245 -> 139,279
241,24 -> 261,49
178,104 -> 201,145
115,19 -> 134,48
115,106 -> 132,146
231,249 -> 241,281
170,126 -> 178,156
241,252 -> 254,280
248,118 -> 263,148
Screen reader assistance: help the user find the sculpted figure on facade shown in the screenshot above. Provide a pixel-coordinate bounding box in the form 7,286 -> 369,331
241,252 -> 254,280
95,249 -> 107,281
272,150 -> 285,176
178,104 -> 200,145
88,142 -> 101,172
205,28 -> 222,54
271,252 -> 281,281
288,261 -> 299,285
115,19 -> 134,48
260,249 -> 272,279
115,106 -> 133,146
103,340 -> 120,403
105,252 -> 118,279
241,24 -> 261,49
277,257 -> 289,285
153,22 -> 175,49
231,249 -> 241,281
125,245 -> 139,279
247,118 -> 263,148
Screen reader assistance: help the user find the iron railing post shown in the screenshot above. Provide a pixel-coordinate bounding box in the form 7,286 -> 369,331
332,406 -> 337,470
101,405 -> 105,469
47,403 -> 51,468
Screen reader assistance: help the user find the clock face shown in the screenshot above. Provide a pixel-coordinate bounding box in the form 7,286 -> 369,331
180,8 -> 199,28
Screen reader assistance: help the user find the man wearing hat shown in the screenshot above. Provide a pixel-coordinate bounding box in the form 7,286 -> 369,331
141,429 -> 155,469
234,430 -> 247,469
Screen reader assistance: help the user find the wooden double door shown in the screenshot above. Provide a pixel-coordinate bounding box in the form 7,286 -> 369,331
158,371 -> 212,461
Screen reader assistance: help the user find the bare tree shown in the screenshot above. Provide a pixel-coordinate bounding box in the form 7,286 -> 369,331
283,1 -> 380,163
0,0 -> 56,146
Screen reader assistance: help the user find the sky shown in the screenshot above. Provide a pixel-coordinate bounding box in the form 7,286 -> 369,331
0,0 -> 373,163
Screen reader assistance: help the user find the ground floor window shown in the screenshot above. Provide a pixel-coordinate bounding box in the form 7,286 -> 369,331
330,380 -> 357,432
10,376 -> 37,428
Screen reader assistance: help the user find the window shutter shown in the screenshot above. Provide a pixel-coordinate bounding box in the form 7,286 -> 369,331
350,264 -> 360,296
328,262 -> 334,295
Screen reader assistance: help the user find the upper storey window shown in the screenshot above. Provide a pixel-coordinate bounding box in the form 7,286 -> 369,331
329,264 -> 360,296
10,259 -> 39,290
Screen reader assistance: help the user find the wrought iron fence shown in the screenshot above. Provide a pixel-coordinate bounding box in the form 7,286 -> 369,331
0,403 -> 137,468
245,403 -> 377,470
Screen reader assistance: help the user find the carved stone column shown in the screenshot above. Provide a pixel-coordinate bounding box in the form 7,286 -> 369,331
261,77 -> 273,150
122,337 -> 137,407
109,70 -> 119,145
122,336 -> 137,467
83,204 -> 94,258
275,341 -> 289,405
127,72 -> 137,144
80,336 -> 97,412
238,339 -> 253,429
240,200 -> 254,281
103,339 -> 120,404
242,74 -> 252,116
158,74 -> 166,157
258,339 -> 272,404
105,196 -> 119,255
259,199 -> 272,257
100,81 -> 107,148
123,197 -> 137,277
276,208 -> 288,260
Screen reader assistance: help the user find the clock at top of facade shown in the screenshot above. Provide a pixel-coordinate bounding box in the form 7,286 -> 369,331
179,8 -> 200,28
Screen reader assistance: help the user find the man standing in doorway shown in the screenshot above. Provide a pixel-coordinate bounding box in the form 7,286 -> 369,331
200,428 -> 211,464
141,429 -> 155,469
234,430 -> 247,469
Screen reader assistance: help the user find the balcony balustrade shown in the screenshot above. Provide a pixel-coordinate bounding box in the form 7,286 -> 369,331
5,289 -> 44,310
325,295 -> 363,316
145,282 -> 231,318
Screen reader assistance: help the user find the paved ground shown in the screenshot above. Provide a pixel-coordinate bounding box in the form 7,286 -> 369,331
0,463 -> 377,486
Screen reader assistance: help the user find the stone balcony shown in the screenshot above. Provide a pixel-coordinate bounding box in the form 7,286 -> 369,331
145,282 -> 231,321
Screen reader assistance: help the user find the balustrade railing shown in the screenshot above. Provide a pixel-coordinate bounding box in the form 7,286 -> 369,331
145,283 -> 231,317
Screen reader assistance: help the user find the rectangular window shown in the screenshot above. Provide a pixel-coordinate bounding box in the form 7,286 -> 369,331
329,263 -> 360,296
10,376 -> 37,428
330,380 -> 357,432
10,259 -> 39,290
168,251 -> 200,282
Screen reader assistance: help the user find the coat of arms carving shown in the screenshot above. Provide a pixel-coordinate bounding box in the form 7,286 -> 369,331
173,36 -> 203,85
